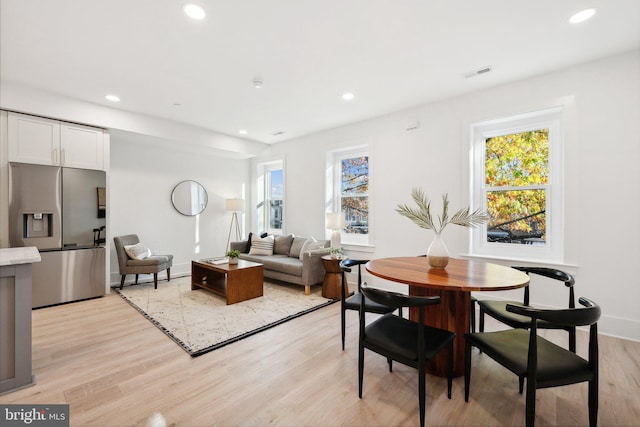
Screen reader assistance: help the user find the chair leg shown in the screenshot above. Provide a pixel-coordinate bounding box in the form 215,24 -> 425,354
464,340 -> 472,402
387,358 -> 393,372
341,307 -> 346,351
519,376 -> 525,394
167,268 -> 171,282
447,341 -> 453,399
358,343 -> 365,398
120,275 -> 126,290
479,306 -> 485,333
135,274 -> 139,285
588,378 -> 598,427
569,327 -> 576,353
470,298 -> 476,333
525,376 -> 536,427
419,364 -> 426,427
153,273 -> 158,289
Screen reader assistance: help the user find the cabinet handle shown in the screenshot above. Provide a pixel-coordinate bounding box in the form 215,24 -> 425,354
53,148 -> 58,164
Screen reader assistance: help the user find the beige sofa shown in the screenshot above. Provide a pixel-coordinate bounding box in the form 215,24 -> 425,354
230,235 -> 330,295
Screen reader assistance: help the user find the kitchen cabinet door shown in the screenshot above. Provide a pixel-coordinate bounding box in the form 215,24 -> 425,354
8,112 -> 61,166
60,123 -> 104,170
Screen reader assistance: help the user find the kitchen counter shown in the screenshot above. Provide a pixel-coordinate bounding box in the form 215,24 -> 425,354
0,247 -> 41,266
0,246 -> 40,395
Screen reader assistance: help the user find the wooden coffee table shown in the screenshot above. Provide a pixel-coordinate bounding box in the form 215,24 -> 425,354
191,259 -> 264,304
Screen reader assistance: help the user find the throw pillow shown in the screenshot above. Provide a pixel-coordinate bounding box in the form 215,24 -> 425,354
248,234 -> 275,256
299,238 -> 325,261
274,234 -> 294,255
289,236 -> 307,258
124,243 -> 151,260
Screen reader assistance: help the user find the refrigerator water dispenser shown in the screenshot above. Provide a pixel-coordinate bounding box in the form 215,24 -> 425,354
23,213 -> 53,238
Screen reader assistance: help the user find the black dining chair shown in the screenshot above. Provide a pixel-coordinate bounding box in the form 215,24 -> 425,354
477,267 -> 577,352
339,259 -> 399,350
359,286 -> 455,427
465,297 -> 601,427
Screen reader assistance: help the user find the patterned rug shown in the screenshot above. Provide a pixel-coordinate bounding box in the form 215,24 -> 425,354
116,276 -> 335,357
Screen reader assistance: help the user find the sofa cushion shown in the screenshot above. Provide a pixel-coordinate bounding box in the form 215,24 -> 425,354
289,236 -> 308,258
249,234 -> 274,255
274,234 -> 294,255
299,238 -> 325,260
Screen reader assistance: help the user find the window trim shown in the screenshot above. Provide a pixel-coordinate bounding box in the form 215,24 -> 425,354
470,107 -> 564,263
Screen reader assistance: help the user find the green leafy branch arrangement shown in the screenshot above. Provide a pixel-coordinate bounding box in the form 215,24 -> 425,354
396,188 -> 489,233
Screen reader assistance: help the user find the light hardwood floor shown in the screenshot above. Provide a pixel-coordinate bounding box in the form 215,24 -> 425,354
1,292 -> 639,426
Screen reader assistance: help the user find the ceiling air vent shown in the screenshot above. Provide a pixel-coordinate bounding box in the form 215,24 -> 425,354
464,66 -> 492,79
272,131 -> 285,136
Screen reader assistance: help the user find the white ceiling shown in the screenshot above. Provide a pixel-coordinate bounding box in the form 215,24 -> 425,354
1,0 -> 639,144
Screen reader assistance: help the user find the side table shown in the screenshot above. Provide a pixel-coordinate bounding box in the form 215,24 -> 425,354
321,255 -> 348,299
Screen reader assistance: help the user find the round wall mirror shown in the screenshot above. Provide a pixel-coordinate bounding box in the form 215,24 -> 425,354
171,180 -> 208,216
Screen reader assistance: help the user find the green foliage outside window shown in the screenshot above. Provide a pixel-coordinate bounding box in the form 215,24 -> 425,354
485,130 -> 548,243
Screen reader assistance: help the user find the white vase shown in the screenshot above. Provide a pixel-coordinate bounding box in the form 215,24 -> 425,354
427,232 -> 449,268
228,257 -> 238,265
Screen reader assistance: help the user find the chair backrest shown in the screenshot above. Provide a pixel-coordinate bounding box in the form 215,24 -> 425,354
113,234 -> 140,273
512,266 -> 575,307
360,286 -> 443,367
339,258 -> 369,294
507,296 -> 600,327
507,297 -> 600,377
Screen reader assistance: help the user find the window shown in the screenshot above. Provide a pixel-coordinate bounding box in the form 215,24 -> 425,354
470,108 -> 563,262
328,146 -> 370,246
256,160 -> 284,235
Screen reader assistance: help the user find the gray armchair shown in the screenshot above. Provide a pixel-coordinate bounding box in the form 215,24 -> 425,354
114,234 -> 173,289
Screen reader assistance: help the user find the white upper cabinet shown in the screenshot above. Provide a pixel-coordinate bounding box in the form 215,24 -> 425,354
8,112 -> 105,170
60,123 -> 104,170
8,112 -> 60,166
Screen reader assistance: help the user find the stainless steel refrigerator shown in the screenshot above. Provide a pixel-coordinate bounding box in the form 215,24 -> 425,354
8,162 -> 106,308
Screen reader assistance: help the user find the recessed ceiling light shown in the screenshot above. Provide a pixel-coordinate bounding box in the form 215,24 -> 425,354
183,3 -> 206,20
239,129 -> 248,135
569,8 -> 596,24
342,92 -> 355,101
105,94 -> 120,102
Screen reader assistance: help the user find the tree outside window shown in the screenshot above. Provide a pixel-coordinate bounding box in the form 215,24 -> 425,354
485,130 -> 548,245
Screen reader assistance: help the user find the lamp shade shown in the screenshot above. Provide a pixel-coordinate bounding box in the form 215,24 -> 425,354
325,212 -> 346,230
225,198 -> 244,212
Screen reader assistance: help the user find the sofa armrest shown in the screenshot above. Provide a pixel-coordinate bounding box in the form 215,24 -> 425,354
301,248 -> 331,285
230,240 -> 249,253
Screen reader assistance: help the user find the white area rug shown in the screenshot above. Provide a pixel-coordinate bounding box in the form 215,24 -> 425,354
116,276 -> 334,357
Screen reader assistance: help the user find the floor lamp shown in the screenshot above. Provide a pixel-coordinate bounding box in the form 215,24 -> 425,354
225,198 -> 244,251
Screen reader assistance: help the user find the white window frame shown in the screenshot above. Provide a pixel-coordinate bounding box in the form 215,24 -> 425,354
256,159 -> 284,236
470,107 -> 564,263
327,145 -> 372,247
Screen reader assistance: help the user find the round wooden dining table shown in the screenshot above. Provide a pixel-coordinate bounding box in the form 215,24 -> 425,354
365,257 -> 529,377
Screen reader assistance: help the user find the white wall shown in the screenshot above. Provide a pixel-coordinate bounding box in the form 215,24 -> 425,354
108,131 -> 251,286
260,50 -> 640,341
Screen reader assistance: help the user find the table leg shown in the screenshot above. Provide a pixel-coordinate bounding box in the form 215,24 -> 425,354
409,286 -> 470,377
